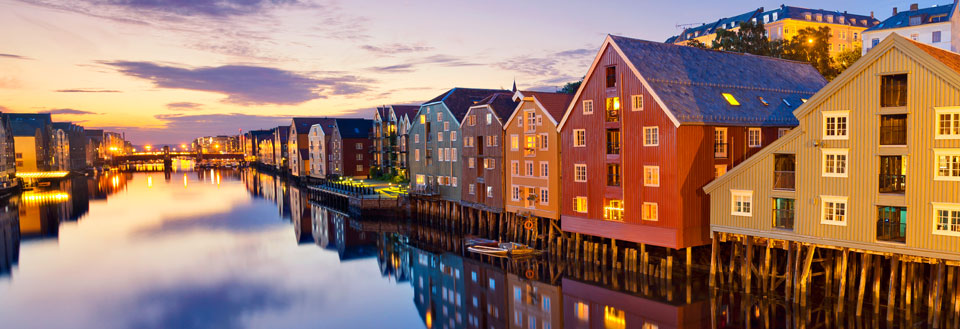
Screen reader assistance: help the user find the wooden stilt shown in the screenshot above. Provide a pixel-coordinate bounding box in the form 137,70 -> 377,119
686,247 -> 692,277
873,255 -> 882,314
856,253 -> 871,316
762,242 -> 772,293
887,256 -> 899,321
710,234 -> 718,287
785,242 -> 795,300
799,245 -> 815,306
744,237 -> 754,294
933,261 -> 946,326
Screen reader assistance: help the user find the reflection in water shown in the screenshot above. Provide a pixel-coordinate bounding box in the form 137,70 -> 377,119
0,168 -> 948,328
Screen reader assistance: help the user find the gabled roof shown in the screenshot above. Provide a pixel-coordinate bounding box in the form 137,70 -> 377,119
334,119 -> 373,139
911,38 -> 960,74
771,5 -> 877,27
6,113 -> 52,137
424,88 -> 510,121
669,5 -> 878,43
291,118 -> 331,135
669,8 -> 761,43
473,93 -> 519,122
514,91 -> 574,123
390,105 -> 421,121
274,126 -> 290,143
866,3 -> 954,32
559,35 -> 826,129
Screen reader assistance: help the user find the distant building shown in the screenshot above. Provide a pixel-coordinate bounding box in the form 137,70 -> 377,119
288,118 -> 333,178
84,129 -> 104,167
307,120 -> 337,179
52,122 -> 88,171
330,118 -> 373,178
102,132 -> 125,161
863,2 -> 959,54
257,128 -> 276,167
372,105 -> 420,179
51,126 -> 69,171
243,130 -> 272,163
6,113 -> 53,172
668,5 -> 879,57
193,135 -> 239,154
272,126 -> 290,172
0,114 -> 15,189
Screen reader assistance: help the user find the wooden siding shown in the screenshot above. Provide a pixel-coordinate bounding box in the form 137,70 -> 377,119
559,44 -> 787,248
708,41 -> 960,260
460,106 -> 506,212
337,137 -> 371,178
408,103 -> 463,201
504,98 -> 561,219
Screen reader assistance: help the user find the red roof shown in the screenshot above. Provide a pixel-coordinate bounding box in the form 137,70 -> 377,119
518,91 -> 574,122
909,39 -> 960,75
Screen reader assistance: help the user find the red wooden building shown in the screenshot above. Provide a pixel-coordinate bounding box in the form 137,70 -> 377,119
331,118 -> 373,178
557,35 -> 826,249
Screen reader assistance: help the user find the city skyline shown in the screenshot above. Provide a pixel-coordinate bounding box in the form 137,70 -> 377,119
0,0 -> 941,144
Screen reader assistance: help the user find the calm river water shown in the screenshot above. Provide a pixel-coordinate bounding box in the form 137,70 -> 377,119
0,169 -> 938,328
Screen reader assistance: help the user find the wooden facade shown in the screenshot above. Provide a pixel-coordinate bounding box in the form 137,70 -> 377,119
557,35 -> 825,249
705,34 -> 960,261
460,93 -> 517,213
504,91 -> 572,220
288,118 -> 330,178
372,105 -> 420,179
331,119 -> 373,178
272,125 -> 289,172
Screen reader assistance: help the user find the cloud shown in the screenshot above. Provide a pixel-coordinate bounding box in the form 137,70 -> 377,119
166,102 -> 204,111
360,43 -> 433,55
0,53 -> 31,60
25,0 -> 303,18
55,88 -> 121,93
555,48 -> 593,57
495,47 -> 593,91
40,108 -> 100,115
368,55 -> 482,73
124,279 -> 293,329
102,61 -> 372,105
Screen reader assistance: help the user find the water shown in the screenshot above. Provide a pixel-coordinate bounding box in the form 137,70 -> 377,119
0,169 -> 948,328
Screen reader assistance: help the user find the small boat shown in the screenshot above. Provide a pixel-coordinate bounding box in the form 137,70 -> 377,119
464,236 -> 499,247
468,242 -> 540,257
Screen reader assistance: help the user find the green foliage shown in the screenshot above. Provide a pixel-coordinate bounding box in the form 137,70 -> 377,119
685,39 -> 708,49
833,45 -> 863,75
781,26 -> 838,79
557,79 -> 583,94
710,21 -> 781,57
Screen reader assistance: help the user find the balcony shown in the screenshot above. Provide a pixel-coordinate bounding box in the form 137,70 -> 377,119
773,171 -> 795,190
876,214 -> 906,243
879,174 -> 906,194
523,147 -> 536,157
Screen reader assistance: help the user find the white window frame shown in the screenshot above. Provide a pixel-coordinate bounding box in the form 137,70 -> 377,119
510,134 -> 519,150
582,100 -> 594,115
631,94 -> 643,111
730,189 -> 753,217
469,184 -> 476,195
538,133 -> 548,150
450,148 -> 457,162
642,202 -> 658,221
574,164 -> 587,182
451,177 -> 457,187
574,196 -> 587,213
468,157 -> 475,168
511,160 -> 520,176
486,186 -> 493,198
820,195 -> 848,226
451,131 -> 457,141
643,127 -> 659,146
414,149 -> 420,161
932,202 -> 960,237
643,166 -> 660,187
525,161 -> 534,177
512,185 -> 520,201
935,107 -> 960,140
539,161 -> 549,178
486,113 -> 492,125
438,132 -> 443,142
778,128 -> 791,138
934,149 -> 960,181
539,188 -> 549,205
822,149 -> 849,178
748,128 -> 762,148
573,129 -> 586,147
822,110 -> 849,140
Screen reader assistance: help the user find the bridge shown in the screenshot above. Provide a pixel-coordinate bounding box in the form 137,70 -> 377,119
113,149 -> 245,171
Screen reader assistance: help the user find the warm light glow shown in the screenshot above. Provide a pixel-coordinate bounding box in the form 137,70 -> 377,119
21,191 -> 69,203
807,38 -> 814,44
145,145 -> 152,150
425,310 -> 433,329
16,171 -> 70,178
722,93 -> 740,106
147,176 -> 153,188
604,306 -> 626,329
575,302 -> 589,321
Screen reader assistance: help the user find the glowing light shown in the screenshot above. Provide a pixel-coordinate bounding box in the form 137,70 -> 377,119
183,174 -> 188,187
145,145 -> 152,151
16,171 -> 69,178
722,93 -> 740,106
147,176 -> 153,188
575,302 -> 589,321
807,38 -> 814,44
425,311 -> 432,329
21,191 -> 69,203
603,306 -> 626,329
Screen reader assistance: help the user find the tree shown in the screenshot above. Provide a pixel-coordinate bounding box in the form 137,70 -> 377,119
685,39 -> 708,49
557,79 -> 583,94
833,45 -> 862,75
782,26 -> 838,79
710,21 -> 781,57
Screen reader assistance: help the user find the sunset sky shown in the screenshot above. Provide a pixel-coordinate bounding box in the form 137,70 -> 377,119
0,0 -> 938,144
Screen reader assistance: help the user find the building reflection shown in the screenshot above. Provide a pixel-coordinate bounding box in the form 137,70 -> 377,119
411,247 -> 466,329
0,199 -> 19,277
463,258 -> 508,329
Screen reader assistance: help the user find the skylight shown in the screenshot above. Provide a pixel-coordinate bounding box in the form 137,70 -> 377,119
758,96 -> 769,106
722,93 -> 740,106
782,98 -> 792,106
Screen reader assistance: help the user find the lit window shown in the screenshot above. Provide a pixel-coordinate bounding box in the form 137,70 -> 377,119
420,115 -> 425,124
821,195 -> 848,226
604,199 -> 623,221
573,129 -> 586,147
642,203 -> 658,221
574,197 -> 587,213
933,203 -> 960,236
468,157 -> 475,168
511,134 -> 519,150
935,149 -> 960,181
574,164 -> 587,182
822,149 -> 848,177
722,93 -> 740,106
748,128 -> 762,147
511,161 -> 519,175
823,111 -> 849,139
644,166 -> 660,186
731,189 -> 753,216
714,164 -> 727,178
643,127 -> 659,146
451,131 -> 457,141
486,113 -> 492,125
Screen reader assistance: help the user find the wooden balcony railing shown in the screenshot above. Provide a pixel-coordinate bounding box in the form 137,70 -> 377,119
879,174 -> 906,194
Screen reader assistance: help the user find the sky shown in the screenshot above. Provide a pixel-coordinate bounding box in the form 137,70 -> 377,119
0,0 -> 946,144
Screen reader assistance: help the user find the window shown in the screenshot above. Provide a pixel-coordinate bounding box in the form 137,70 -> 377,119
356,153 -> 363,161
355,142 -> 363,150
714,128 -> 728,158
485,158 -> 495,169
604,199 -> 623,221
414,134 -> 420,143
524,135 -> 536,156
722,93 -> 740,106
933,203 -> 960,236
486,113 -> 492,125
511,134 -> 519,150
542,296 -> 551,312
511,161 -> 519,175
823,111 -> 849,139
573,129 -> 586,147
451,148 -> 457,161
486,186 -> 493,198
438,148 -> 445,161
642,203 -> 658,221
583,100 -> 594,115
512,186 -> 520,201
715,164 -> 727,178
525,111 -> 536,130
574,197 -> 587,213
607,164 -> 620,186
935,149 -> 960,181
574,164 -> 587,182
605,97 -> 620,122
526,161 -> 534,176
643,127 -> 659,146
451,177 -> 457,187
356,165 -> 363,172
881,74 -> 907,107
436,112 -> 442,121
632,94 -> 644,111
821,196 -> 848,226
643,166 -> 659,186
451,131 -> 457,141
468,184 -> 475,195
773,198 -> 795,230
748,128 -> 762,147
606,129 -> 620,154
575,302 -> 589,321
778,128 -> 790,138
438,132 -> 443,142
879,156 -> 905,193
415,149 -> 420,161
468,157 -> 475,168
540,188 -> 549,204
774,154 -> 796,190
822,149 -> 848,177
420,114 -> 425,124
909,15 -> 921,26
872,38 -> 880,47
880,114 -> 907,145
877,206 -> 907,243
731,190 -> 753,216
605,66 -> 616,88
416,174 -> 425,185
540,162 -> 548,177
933,31 -> 942,43
936,108 -> 960,139
537,133 -> 548,150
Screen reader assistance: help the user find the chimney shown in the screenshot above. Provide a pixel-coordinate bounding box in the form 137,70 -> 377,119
910,3 -> 919,11
893,7 -> 898,16
870,11 -> 874,19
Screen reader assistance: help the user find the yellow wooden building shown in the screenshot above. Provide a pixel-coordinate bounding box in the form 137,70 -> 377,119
704,33 -> 960,262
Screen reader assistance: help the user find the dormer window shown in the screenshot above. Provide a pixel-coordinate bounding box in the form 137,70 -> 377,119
909,16 -> 922,26
605,66 -> 616,88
